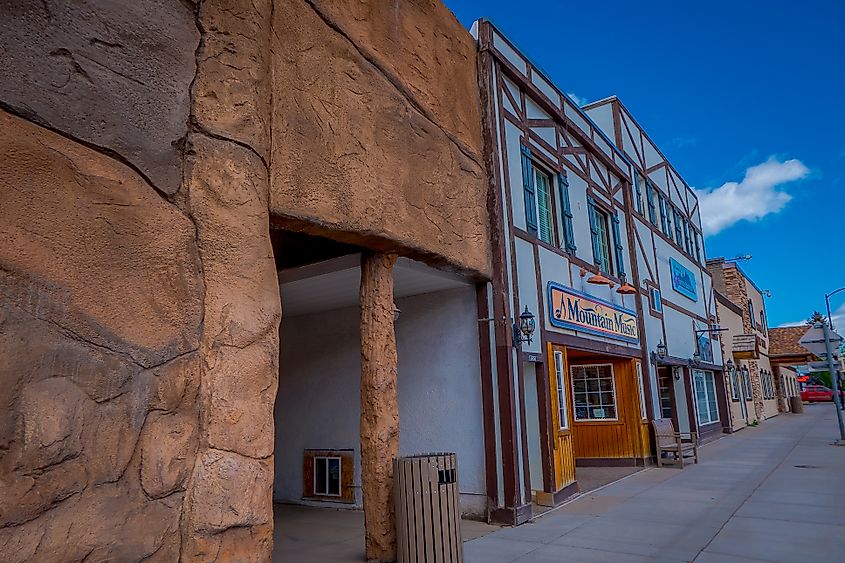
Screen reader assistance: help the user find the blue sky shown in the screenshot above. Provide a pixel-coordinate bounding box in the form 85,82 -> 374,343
444,0 -> 845,327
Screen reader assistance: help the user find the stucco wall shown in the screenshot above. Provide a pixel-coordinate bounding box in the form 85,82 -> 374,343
274,287 -> 487,517
269,0 -> 491,278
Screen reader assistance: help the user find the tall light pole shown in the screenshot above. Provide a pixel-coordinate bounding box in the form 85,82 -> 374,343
825,287 -> 845,332
826,287 -> 845,416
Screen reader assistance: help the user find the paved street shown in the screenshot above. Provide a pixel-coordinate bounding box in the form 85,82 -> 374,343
466,405 -> 845,562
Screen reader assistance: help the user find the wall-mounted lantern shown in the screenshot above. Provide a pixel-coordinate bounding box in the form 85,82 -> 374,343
513,306 -> 536,348
726,359 -> 735,373
650,340 -> 668,364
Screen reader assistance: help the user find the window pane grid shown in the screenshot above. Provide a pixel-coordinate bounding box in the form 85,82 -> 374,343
571,364 -> 617,421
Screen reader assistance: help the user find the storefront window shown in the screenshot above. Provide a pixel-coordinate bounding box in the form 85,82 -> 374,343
571,364 -> 617,421
553,351 -> 569,430
636,362 -> 647,420
693,369 -> 719,425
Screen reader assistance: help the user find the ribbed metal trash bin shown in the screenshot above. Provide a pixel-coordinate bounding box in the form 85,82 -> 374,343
790,396 -> 804,413
394,453 -> 463,563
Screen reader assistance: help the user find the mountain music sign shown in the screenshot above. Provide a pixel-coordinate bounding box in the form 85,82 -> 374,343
547,282 -> 639,343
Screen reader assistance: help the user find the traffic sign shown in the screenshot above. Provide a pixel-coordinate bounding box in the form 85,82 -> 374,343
800,325 -> 843,358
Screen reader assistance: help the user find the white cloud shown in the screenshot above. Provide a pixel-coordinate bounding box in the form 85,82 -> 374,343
566,92 -> 587,106
778,303 -> 845,330
694,157 -> 809,236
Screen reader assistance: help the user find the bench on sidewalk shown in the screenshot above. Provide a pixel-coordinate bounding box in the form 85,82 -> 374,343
652,419 -> 699,468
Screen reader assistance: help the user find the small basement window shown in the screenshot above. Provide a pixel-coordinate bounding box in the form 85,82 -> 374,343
314,456 -> 341,497
303,449 -> 354,503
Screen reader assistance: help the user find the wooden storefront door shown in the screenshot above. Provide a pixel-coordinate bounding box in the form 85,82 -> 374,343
547,344 -> 576,491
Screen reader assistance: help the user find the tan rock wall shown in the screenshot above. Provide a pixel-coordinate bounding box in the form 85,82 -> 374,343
1,0 -> 489,559
270,0 -> 491,278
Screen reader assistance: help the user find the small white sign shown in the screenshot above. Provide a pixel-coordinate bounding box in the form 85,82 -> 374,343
592,408 -> 605,418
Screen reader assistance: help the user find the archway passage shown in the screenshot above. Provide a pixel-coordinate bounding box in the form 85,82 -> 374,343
269,228 -> 491,561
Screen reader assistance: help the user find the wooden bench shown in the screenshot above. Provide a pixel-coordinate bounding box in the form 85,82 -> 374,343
652,419 -> 699,468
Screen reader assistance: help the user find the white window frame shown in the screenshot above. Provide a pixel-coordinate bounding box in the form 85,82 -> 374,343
570,363 -> 619,422
636,361 -> 647,421
693,369 -> 720,426
650,287 -> 662,313
553,351 -> 569,430
313,455 -> 342,497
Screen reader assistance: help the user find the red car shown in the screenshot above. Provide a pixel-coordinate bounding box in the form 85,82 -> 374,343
801,385 -> 845,403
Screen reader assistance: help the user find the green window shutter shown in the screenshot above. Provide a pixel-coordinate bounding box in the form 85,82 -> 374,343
521,145 -> 538,236
634,175 -> 643,213
557,172 -> 576,253
645,182 -> 656,225
612,210 -> 625,278
587,196 -> 602,268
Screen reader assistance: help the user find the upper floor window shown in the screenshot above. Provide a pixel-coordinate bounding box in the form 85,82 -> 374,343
589,202 -> 612,274
633,173 -> 644,214
694,231 -> 702,262
534,167 -> 554,245
673,208 -> 683,246
658,193 -> 670,236
748,300 -> 756,329
645,181 -> 657,225
588,197 -> 626,278
759,310 -> 767,335
520,145 -> 576,251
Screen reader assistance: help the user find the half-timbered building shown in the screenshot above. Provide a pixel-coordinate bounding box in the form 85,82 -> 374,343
474,20 -> 653,524
583,97 -> 729,443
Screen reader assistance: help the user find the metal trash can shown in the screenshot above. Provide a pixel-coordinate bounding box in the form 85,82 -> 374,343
394,453 -> 463,563
790,396 -> 804,413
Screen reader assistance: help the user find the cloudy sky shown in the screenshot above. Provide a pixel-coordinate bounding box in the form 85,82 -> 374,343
445,0 -> 844,327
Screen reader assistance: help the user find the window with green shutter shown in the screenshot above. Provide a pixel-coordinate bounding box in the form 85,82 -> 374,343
611,210 -> 625,279
673,208 -> 683,244
633,174 -> 644,214
657,192 -> 668,235
557,172 -> 577,253
588,197 -> 612,274
520,145 -> 538,236
694,231 -> 702,262
645,181 -> 656,226
535,168 -> 554,245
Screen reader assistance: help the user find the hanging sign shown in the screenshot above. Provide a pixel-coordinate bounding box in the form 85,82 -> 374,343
669,257 -> 698,302
547,282 -> 639,343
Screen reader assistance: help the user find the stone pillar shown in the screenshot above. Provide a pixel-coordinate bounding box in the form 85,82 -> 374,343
359,251 -> 399,562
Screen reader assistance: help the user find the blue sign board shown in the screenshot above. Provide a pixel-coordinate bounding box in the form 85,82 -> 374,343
669,257 -> 697,302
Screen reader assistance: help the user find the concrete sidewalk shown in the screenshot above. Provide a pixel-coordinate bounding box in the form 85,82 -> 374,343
465,404 -> 845,562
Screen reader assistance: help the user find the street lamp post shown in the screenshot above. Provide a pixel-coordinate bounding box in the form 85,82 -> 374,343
826,287 -> 845,417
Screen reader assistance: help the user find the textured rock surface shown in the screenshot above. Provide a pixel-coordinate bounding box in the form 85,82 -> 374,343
359,252 -> 400,562
1,0 -> 491,559
270,0 -> 491,278
0,0 -> 199,195
0,110 -> 202,560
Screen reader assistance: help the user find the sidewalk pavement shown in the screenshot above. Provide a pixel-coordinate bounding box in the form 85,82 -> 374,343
465,404 -> 845,562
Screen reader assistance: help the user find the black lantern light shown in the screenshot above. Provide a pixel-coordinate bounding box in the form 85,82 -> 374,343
726,359 -> 735,372
513,306 -> 536,347
657,340 -> 667,359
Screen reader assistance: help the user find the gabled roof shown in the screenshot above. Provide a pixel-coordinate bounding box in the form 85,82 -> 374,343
769,326 -> 814,358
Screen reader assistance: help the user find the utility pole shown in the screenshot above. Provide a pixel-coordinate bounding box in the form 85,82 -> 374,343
821,321 -> 845,442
